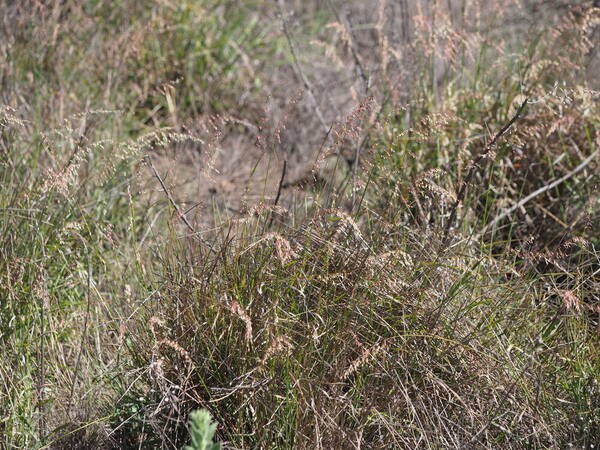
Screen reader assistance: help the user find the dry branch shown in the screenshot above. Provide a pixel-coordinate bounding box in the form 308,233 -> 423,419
476,148 -> 599,239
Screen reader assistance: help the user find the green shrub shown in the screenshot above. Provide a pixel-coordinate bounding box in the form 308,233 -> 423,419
185,409 -> 222,450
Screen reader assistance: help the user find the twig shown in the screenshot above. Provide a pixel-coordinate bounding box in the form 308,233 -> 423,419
148,158 -> 194,232
267,159 -> 287,229
277,0 -> 329,133
37,280 -> 46,437
68,249 -> 92,417
476,148 -> 599,240
283,124 -> 333,189
273,159 -> 287,208
441,98 -> 529,249
147,157 -> 215,253
349,89 -> 399,211
324,0 -> 369,94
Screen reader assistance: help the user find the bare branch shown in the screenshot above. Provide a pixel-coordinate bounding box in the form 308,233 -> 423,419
147,156 -> 215,253
441,98 -> 529,248
476,148 -> 599,240
277,0 -> 329,133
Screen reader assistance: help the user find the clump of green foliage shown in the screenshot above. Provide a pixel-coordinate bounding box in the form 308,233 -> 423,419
185,409 -> 221,450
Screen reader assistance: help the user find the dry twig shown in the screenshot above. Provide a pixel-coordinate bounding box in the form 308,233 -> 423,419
441,98 -> 529,249
278,0 -> 329,133
477,148 -> 599,239
147,157 -> 215,252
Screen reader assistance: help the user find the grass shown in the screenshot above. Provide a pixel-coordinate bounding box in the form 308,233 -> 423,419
1,0 -> 599,448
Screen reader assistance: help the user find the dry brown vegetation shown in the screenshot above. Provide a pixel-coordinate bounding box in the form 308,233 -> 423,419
1,1 -> 599,448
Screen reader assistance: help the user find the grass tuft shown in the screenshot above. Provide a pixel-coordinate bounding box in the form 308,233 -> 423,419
1,0 -> 599,448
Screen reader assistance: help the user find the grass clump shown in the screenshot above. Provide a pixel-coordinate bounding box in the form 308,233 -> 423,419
1,0 -> 599,448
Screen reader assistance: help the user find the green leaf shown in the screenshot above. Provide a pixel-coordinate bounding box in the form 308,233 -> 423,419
185,409 -> 221,450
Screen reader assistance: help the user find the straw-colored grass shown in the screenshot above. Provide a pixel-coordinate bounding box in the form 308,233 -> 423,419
1,1 -> 599,448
